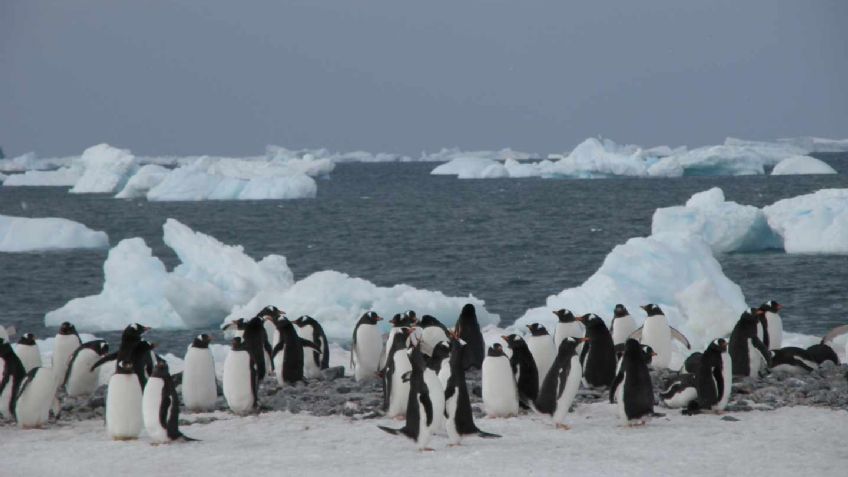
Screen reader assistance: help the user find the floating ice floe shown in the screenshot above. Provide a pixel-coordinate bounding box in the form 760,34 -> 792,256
770,155 -> 837,175
114,164 -> 170,198
2,166 -> 83,186
763,189 -> 848,254
0,152 -> 77,173
69,144 -> 138,194
0,214 -> 109,252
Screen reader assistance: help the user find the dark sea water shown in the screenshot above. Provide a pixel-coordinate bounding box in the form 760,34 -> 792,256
2,155 -> 847,353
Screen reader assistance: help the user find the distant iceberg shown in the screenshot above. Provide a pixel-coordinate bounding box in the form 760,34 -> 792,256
771,155 -> 837,175
0,214 -> 109,252
777,136 -> 848,153
70,144 -> 138,194
2,166 -> 83,186
763,189 -> 848,254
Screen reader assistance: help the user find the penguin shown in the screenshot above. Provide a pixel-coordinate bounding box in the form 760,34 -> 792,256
12,366 -> 57,429
454,304 -> 485,370
378,347 -> 434,451
525,323 -> 556,388
351,311 -> 385,382
534,337 -> 586,429
143,361 -> 195,443
694,338 -> 732,413
430,341 -> 453,391
758,300 -> 783,350
379,313 -> 416,370
729,308 -> 772,377
105,361 -> 143,440
268,317 -> 318,386
660,373 -> 697,409
63,340 -> 110,397
14,333 -> 41,372
383,330 -> 412,418
0,340 -> 26,420
552,309 -> 584,348
255,305 -> 284,347
181,334 -> 217,412
770,347 -> 818,373
481,343 -> 519,418
811,324 -> 848,365
91,323 -> 150,374
222,337 -> 257,414
419,315 -> 450,357
610,339 -> 656,425
683,352 -> 703,374
225,316 -> 273,381
444,337 -> 500,445
610,304 -> 637,346
502,334 -> 538,408
51,322 -> 81,388
576,314 -> 616,388
422,344 -> 446,433
630,304 -> 690,369
293,315 -> 330,378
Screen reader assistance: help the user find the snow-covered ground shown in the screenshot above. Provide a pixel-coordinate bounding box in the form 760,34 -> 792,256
0,214 -> 109,252
1,404 -> 844,476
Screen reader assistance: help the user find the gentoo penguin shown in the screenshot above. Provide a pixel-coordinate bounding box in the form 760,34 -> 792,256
430,341 -> 453,390
770,347 -> 817,373
143,361 -> 195,443
482,343 -> 519,418
12,367 -> 57,428
660,373 -> 697,409
51,322 -> 81,387
683,352 -> 702,374
631,304 -> 691,369
63,340 -> 109,397
351,311 -> 384,382
422,344 -> 446,433
454,304 -> 485,370
758,300 -> 783,350
106,361 -> 143,439
610,304 -> 637,346
91,323 -> 150,374
502,334 -> 538,408
0,341 -> 26,419
127,340 -> 159,388
182,334 -> 217,411
255,305 -> 284,347
610,339 -> 656,425
383,330 -> 412,418
576,314 -> 616,388
729,308 -> 771,377
553,309 -> 584,348
535,337 -> 586,429
418,315 -> 450,357
224,316 -> 273,380
223,337 -> 257,414
525,323 -> 556,388
268,317 -> 316,386
694,338 -> 732,413
378,347 -> 434,451
293,315 -> 329,378
379,313 -> 417,370
443,338 -> 500,445
14,333 -> 41,372
810,324 -> 848,365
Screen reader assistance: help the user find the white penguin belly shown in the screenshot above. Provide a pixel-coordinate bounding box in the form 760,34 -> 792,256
766,312 -> 783,350
15,368 -> 57,429
423,369 -> 445,433
482,356 -> 518,417
642,316 -> 672,368
663,386 -> 697,408
106,374 -> 142,439
416,395 -> 433,450
65,350 -> 101,397
421,328 -> 448,356
52,336 -> 80,387
223,351 -> 255,413
353,326 -> 383,382
142,377 -> 169,443
747,340 -> 763,377
716,353 -> 732,411
379,328 -> 401,370
553,357 -> 583,424
386,350 -> 411,418
555,323 -> 584,348
15,344 -> 41,373
611,316 -> 637,345
444,390 -> 460,445
273,347 -> 286,386
303,350 -> 322,379
527,336 -> 556,388
614,372 -> 627,421
182,347 -> 217,411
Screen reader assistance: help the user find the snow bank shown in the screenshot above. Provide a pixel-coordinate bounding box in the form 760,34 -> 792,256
115,165 -> 169,198
69,144 -> 138,194
2,166 -> 83,186
763,189 -> 848,254
771,155 -> 837,175
778,136 -> 848,153
0,214 -> 109,252
651,188 -> 780,253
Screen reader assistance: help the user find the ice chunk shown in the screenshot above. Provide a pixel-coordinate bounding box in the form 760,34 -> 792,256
430,157 -> 508,179
763,189 -> 848,254
771,156 -> 837,176
0,214 -> 109,252
0,152 -> 77,173
648,138 -> 807,177
542,138 -> 651,178
2,166 -> 83,187
266,145 -> 411,164
115,164 -> 169,198
69,144 -> 138,194
421,147 -> 533,162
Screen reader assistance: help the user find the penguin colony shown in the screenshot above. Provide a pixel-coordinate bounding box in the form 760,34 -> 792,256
2,299 -> 847,451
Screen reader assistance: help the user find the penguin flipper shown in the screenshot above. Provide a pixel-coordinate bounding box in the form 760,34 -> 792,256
822,324 -> 848,345
299,338 -> 320,351
669,327 -> 691,349
628,327 -> 644,341
90,352 -> 117,371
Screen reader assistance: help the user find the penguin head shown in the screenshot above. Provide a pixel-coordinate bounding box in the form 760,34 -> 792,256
759,301 -> 783,313
95,341 -> 110,355
18,333 -> 36,345
553,309 -> 576,323
487,343 -> 506,357
575,313 -> 605,329
115,360 -> 135,374
293,316 -> 311,327
459,304 -> 477,321
502,334 -> 525,348
709,338 -> 728,353
419,315 -> 440,328
360,311 -> 382,324
258,305 -> 284,320
125,323 -> 151,336
557,336 -> 587,357
640,304 -> 663,316
389,314 -> 402,326
740,308 -> 765,324
192,334 -> 212,348
59,322 -> 77,335
613,304 -> 629,318
223,318 -> 247,331
625,338 -> 642,352
151,360 -> 170,378
403,310 -> 418,323
641,345 -> 657,364
526,323 -> 549,336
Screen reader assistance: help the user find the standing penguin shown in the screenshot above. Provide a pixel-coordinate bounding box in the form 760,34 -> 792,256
576,314 -> 616,388
351,311 -> 384,382
525,324 -> 556,388
454,304 -> 485,370
51,322 -> 81,388
729,308 -> 772,377
534,337 -> 586,429
383,330 -> 413,418
223,337 -> 257,414
632,304 -> 690,369
91,323 -> 150,374
694,338 -> 732,413
293,315 -> 329,378
482,343 -> 519,418
610,339 -> 656,425
12,367 -> 58,429
105,361 -> 143,439
255,305 -> 284,347
553,309 -> 584,348
758,301 -> 784,350
1,341 -> 26,420
444,338 -> 500,445
378,347 -> 434,451
430,341 -> 453,390
14,333 -> 41,372
502,334 -> 538,408
182,334 -> 217,412
269,317 -> 317,386
418,315 -> 450,357
143,361 -> 195,443
610,305 -> 637,346
227,316 -> 273,381
379,313 -> 416,370
63,340 -> 109,397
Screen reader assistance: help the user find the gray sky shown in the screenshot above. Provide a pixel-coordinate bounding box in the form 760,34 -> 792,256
2,0 -> 846,157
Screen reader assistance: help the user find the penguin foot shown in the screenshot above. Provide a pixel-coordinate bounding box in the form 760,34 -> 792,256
393,415 -> 405,421
555,423 -> 571,431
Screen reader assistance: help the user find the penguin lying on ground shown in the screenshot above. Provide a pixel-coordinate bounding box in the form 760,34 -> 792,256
534,337 -> 587,429
660,373 -> 697,409
502,334 -> 538,408
680,338 -> 732,415
610,339 -> 657,426
770,347 -> 818,373
143,361 -> 196,444
378,347 -> 435,451
444,336 -> 500,445
807,324 -> 848,365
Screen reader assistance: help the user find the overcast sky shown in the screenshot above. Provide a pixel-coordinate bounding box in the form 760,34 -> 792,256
1,0 -> 846,157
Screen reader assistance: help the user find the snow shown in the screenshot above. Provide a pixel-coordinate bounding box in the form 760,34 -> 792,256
114,164 -> 169,198
0,214 -> 109,252
763,189 -> 848,254
2,166 -> 83,187
69,144 -> 138,194
778,136 -> 848,153
771,155 -> 837,175
0,405 -> 844,476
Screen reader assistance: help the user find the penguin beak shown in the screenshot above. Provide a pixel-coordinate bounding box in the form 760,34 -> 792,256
651,351 -> 657,357
579,337 -> 590,343
639,305 -> 647,311
776,304 -> 784,311
525,324 -> 532,329
374,316 -> 383,321
501,335 -> 509,342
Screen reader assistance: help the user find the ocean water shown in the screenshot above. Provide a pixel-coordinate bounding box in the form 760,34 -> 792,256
2,155 -> 847,353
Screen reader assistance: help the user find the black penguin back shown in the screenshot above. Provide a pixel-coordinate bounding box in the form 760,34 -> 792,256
580,315 -> 616,387
455,304 -> 485,370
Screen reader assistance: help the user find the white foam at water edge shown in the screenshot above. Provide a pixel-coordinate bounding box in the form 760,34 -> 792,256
0,214 -> 109,252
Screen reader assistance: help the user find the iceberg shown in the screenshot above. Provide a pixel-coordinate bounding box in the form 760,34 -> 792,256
266,145 -> 412,163
114,164 -> 170,199
0,214 -> 109,252
542,138 -> 651,178
431,157 -> 508,179
69,144 -> 138,194
763,189 -> 848,254
0,152 -> 77,173
2,166 -> 83,187
771,156 -> 837,175
421,147 -> 534,162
